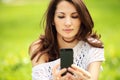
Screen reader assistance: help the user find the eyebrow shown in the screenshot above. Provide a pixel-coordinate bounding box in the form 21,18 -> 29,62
55,12 -> 78,15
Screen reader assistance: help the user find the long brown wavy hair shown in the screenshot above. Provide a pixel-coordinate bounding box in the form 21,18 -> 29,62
29,0 -> 104,62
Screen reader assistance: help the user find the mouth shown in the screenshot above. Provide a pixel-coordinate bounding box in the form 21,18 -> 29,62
63,29 -> 73,33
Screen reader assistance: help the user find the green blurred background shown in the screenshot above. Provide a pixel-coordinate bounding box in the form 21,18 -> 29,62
0,0 -> 120,80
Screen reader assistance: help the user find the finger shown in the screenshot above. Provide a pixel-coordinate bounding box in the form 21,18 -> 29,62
66,72 -> 74,80
52,64 -> 67,80
52,64 -> 61,80
76,72 -> 87,80
59,68 -> 67,76
62,73 -> 72,80
68,67 -> 91,80
71,64 -> 91,78
68,67 -> 85,79
52,64 -> 60,75
71,64 -> 85,73
65,72 -> 73,78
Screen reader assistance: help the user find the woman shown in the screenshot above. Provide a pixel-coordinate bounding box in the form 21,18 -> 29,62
29,0 -> 105,80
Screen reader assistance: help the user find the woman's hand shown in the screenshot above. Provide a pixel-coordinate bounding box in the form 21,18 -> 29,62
68,64 -> 92,80
52,64 -> 92,80
52,64 -> 73,80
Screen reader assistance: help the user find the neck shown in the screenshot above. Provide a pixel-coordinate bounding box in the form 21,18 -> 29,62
57,36 -> 79,49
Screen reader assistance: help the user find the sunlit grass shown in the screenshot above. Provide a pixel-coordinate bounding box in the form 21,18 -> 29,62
0,1 -> 49,80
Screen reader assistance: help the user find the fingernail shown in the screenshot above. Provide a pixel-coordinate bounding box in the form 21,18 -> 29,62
71,64 -> 75,67
63,68 -> 67,71
68,67 -> 70,70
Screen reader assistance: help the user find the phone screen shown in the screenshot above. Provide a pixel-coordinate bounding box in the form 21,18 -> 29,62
60,48 -> 73,76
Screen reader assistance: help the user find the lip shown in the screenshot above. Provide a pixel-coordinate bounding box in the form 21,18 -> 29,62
63,29 -> 73,33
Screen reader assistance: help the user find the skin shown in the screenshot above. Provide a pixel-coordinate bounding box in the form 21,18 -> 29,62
31,1 -> 102,80
54,1 -> 81,43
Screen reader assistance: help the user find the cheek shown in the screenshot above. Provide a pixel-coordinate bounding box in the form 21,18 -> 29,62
54,19 -> 63,31
74,21 -> 81,34
54,18 -> 59,27
75,20 -> 81,30
55,26 -> 62,33
54,23 -> 61,33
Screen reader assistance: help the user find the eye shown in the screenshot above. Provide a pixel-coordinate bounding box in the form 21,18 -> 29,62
72,15 -> 79,19
58,16 -> 65,19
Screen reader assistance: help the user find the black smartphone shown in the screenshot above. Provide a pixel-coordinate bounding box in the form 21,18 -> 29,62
60,48 -> 73,76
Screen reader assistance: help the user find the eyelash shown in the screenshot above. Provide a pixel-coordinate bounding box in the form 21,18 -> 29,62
58,16 -> 64,19
72,16 -> 79,19
58,16 -> 79,19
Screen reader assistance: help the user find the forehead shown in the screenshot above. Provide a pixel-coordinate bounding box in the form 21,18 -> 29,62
55,1 -> 77,13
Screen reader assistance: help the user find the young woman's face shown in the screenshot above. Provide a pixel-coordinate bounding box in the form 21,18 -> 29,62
54,1 -> 81,41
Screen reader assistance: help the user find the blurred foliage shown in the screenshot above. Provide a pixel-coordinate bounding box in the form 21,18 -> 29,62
0,0 -> 120,80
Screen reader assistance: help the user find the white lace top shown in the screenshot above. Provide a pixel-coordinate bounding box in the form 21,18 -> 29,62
32,41 -> 105,80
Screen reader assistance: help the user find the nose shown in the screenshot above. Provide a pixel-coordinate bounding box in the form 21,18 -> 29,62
64,17 -> 72,27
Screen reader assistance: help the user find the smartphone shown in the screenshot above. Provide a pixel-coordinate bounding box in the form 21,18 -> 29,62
60,48 -> 73,76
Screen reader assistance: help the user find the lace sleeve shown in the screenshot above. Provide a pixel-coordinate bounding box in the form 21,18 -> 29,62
32,59 -> 60,80
32,64 -> 52,80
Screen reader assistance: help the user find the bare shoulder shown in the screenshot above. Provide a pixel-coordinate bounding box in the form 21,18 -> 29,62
29,39 -> 49,67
